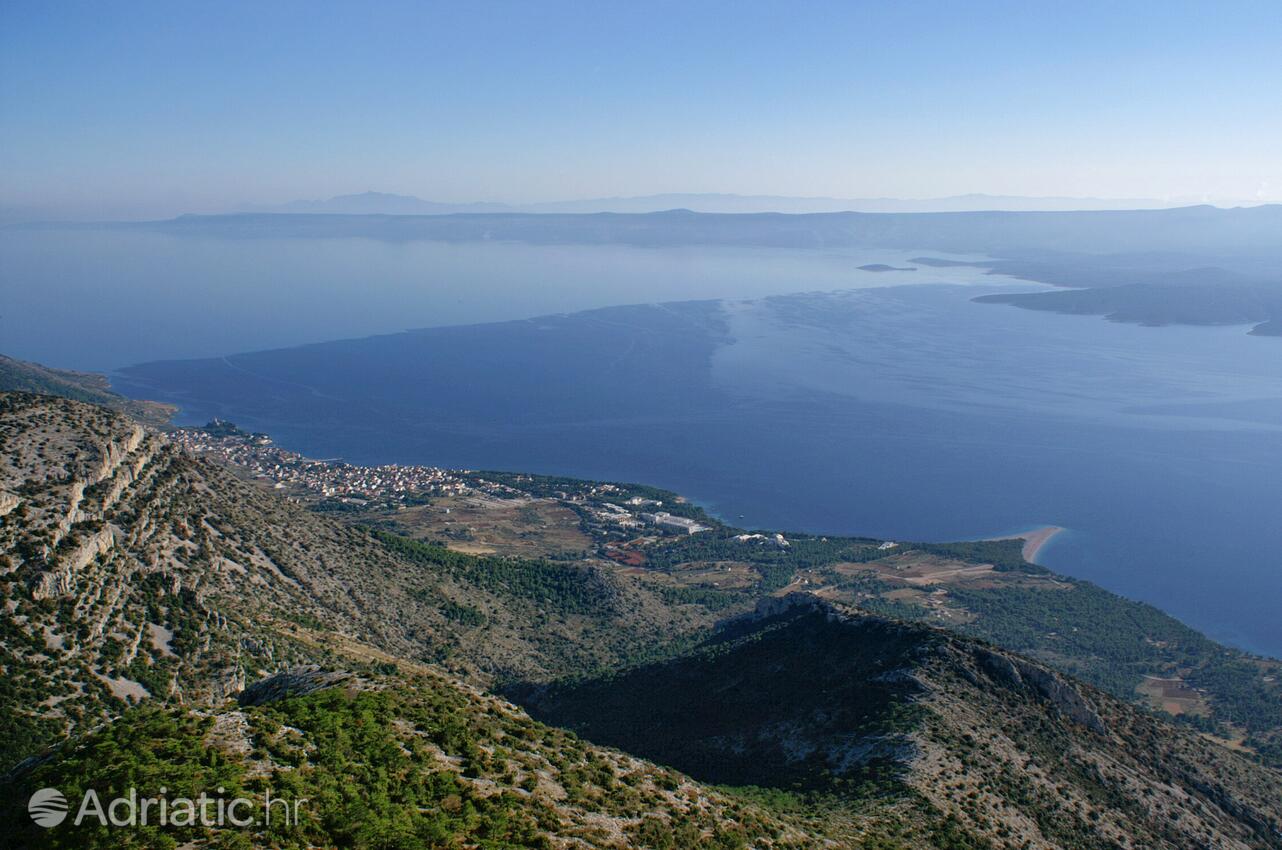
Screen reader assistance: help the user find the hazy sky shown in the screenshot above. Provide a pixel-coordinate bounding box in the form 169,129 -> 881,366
2,0 -> 1280,219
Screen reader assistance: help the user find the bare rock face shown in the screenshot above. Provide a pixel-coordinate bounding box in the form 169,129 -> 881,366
237,668 -> 355,706
29,527 -> 116,600
1,391 -> 738,774
973,647 -> 1109,736
3,394 -> 1282,849
0,393 -> 415,767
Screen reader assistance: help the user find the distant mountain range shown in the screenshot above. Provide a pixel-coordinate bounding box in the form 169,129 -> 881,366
155,204 -> 1282,336
18,202 -> 1281,336
238,191 -> 513,216
147,203 -> 1282,264
239,189 -> 1207,216
4,191 -> 1267,227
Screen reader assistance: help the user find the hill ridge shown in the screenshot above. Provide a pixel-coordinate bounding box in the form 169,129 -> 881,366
3,390 -> 1282,849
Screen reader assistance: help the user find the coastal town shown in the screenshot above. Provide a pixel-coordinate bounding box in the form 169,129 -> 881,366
170,421 -> 468,504
170,420 -> 713,537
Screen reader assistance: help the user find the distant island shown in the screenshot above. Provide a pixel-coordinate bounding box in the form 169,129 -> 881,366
89,205 -> 1281,339
27,205 -> 1279,338
236,189 -> 1190,217
973,281 -> 1282,336
908,255 -> 1282,337
857,263 -> 917,272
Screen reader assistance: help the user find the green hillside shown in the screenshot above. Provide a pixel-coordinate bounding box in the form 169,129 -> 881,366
3,390 -> 1282,849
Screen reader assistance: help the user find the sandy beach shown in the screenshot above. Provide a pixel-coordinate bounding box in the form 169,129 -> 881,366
992,526 -> 1065,564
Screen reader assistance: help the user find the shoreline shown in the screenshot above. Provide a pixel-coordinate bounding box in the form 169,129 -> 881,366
990,525 -> 1065,564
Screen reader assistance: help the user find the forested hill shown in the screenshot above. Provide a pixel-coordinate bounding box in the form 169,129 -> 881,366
524,595 -> 1282,849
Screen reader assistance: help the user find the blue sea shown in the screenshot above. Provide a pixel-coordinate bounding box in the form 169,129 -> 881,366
4,228 -> 1281,656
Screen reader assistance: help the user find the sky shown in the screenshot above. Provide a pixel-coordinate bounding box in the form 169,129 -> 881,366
2,0 -> 1281,220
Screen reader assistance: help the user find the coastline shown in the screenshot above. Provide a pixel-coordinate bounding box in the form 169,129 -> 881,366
991,525 -> 1065,564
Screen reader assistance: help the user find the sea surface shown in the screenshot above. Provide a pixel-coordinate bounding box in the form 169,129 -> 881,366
0,228 -> 986,370
4,228 -> 1281,656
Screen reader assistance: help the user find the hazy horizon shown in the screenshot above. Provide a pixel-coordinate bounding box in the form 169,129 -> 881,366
7,4 -> 1282,845
3,1 -> 1280,221
8,189 -> 1279,226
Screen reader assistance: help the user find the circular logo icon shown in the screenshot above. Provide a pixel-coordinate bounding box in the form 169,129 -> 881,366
28,787 -> 68,827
